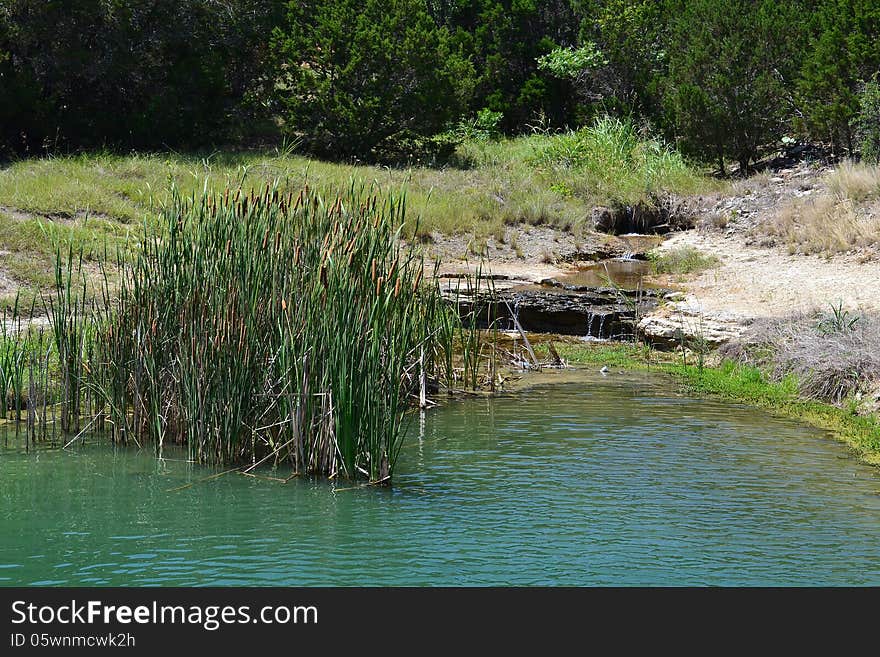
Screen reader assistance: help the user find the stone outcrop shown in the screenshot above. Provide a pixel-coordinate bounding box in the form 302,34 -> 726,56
637,295 -> 747,348
448,284 -> 663,339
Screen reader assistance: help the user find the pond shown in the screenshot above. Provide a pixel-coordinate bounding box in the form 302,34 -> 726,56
550,257 -> 657,290
2,371 -> 879,586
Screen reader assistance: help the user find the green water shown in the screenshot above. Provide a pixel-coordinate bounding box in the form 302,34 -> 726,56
2,371 -> 880,586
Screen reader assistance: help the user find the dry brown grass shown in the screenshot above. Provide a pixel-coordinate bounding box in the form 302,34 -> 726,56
759,162 -> 880,256
827,160 -> 880,201
722,308 -> 880,404
730,170 -> 771,196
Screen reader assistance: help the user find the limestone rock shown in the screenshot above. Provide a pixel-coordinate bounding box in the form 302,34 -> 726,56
638,298 -> 747,348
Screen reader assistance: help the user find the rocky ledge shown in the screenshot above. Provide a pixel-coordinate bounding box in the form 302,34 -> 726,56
637,294 -> 747,348
445,281 -> 666,339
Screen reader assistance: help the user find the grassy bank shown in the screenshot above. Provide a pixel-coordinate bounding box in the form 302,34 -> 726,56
0,119 -> 717,299
546,341 -> 880,466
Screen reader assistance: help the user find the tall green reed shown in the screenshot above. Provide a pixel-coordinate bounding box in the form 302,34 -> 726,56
0,294 -> 58,449
48,182 -> 456,483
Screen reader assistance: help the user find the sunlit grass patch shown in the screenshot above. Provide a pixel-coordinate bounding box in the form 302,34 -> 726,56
648,245 -> 720,274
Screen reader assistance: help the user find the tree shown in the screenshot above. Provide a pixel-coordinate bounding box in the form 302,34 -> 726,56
0,1 -> 280,153
433,0 -> 580,131
569,0 -> 671,123
797,0 -> 880,155
0,7 -> 43,154
271,0 -> 473,162
858,74 -> 880,163
663,0 -> 801,174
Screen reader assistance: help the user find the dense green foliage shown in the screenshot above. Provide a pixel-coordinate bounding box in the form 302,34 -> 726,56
0,0 -> 281,153
1,0 -> 878,168
439,0 -> 581,130
797,0 -> 880,155
271,0 -> 472,162
663,0 -> 800,173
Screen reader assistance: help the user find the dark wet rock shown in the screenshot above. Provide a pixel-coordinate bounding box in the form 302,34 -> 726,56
452,287 -> 663,339
591,196 -> 697,235
439,255 -> 671,338
591,206 -> 615,232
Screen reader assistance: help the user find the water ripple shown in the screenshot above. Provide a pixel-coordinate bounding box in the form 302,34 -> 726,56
2,371 -> 880,585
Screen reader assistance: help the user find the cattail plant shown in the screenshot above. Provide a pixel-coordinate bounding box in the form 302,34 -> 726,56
45,182 -> 468,484
0,294 -> 58,449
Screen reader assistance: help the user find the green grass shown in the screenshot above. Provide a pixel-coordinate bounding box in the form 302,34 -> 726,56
0,123 -> 718,294
0,208 -> 132,300
670,360 -> 880,464
648,245 -> 721,275
548,341 -> 659,367
519,116 -> 710,203
552,341 -> 880,465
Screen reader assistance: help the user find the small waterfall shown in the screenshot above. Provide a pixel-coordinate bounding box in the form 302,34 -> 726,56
584,310 -> 609,341
619,251 -> 636,261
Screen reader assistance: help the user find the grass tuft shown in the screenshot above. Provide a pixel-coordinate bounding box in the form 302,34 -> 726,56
648,245 -> 720,274
759,161 -> 880,256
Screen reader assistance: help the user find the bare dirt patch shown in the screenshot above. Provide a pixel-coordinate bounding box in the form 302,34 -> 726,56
0,264 -> 19,297
654,231 -> 880,319
0,205 -> 116,224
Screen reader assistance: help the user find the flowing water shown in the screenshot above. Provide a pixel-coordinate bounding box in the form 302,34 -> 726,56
2,371 -> 880,586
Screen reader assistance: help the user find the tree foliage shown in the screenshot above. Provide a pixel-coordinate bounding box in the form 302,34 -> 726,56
0,0 -> 280,153
663,0 -> 800,173
436,0 -> 580,130
271,0 -> 473,162
573,0 -> 670,119
797,0 -> 880,155
1,0 -> 878,167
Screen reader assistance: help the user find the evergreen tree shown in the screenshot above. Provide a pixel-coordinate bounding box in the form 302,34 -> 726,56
572,0 -> 670,122
0,0 -> 280,153
436,0 -> 580,131
272,0 -> 473,161
797,0 -> 880,155
664,0 -> 800,174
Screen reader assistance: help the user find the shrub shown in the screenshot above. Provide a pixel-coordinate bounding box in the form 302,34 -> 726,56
723,311 -> 880,403
271,0 -> 473,162
664,0 -> 800,174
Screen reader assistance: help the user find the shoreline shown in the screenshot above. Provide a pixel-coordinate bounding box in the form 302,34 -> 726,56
550,341 -> 880,467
